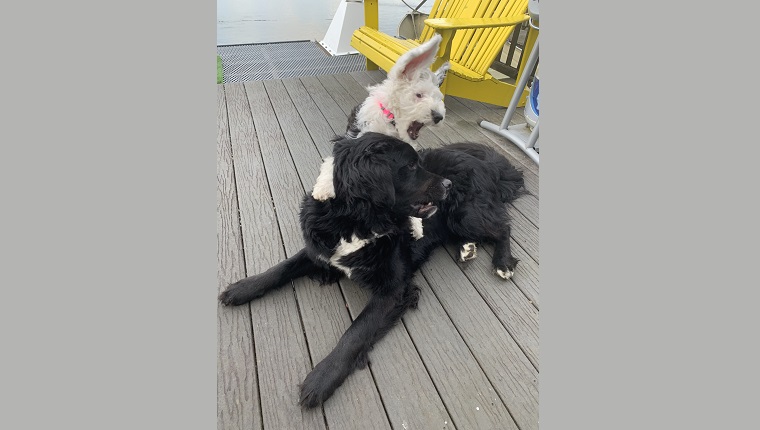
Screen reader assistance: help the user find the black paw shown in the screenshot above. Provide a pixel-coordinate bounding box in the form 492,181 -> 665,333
218,282 -> 250,306
405,285 -> 421,309
493,257 -> 519,281
298,359 -> 348,409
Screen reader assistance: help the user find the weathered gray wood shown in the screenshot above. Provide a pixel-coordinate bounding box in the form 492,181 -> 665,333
419,248 -> 539,430
256,80 -> 392,430
217,85 -> 262,430
403,274 -> 521,430
315,74 -> 363,118
443,244 -> 539,369
292,281 -> 393,430
262,79 -> 323,191
298,76 -> 351,142
340,280 -> 455,430
229,81 -> 326,430
508,206 -> 539,264
512,193 -> 539,229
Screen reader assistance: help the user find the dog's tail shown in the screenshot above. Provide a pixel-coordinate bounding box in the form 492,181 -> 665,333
496,162 -> 525,204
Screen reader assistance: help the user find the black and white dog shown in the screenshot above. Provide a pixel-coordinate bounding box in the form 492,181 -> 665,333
219,132 -> 524,408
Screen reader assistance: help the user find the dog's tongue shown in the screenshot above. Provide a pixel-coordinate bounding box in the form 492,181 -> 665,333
414,202 -> 438,218
407,121 -> 424,140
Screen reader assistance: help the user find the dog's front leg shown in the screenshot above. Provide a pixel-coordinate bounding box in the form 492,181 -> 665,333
299,284 -> 417,408
219,248 -> 324,306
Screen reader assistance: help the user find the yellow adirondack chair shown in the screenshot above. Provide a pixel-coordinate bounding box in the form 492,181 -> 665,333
351,0 -> 538,107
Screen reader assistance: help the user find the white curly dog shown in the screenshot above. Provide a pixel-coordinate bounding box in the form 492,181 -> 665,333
312,34 -> 451,218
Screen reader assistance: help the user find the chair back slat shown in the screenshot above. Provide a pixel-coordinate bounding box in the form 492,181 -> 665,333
417,0 -> 529,77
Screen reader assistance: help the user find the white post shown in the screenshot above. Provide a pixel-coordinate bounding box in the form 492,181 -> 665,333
319,0 -> 365,56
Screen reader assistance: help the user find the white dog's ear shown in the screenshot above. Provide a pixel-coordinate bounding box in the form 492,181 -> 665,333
434,61 -> 450,87
388,33 -> 442,81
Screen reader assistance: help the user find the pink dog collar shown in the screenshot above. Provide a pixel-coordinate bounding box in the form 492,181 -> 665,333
378,102 -> 396,126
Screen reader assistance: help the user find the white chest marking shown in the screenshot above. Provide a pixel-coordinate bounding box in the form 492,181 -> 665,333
328,233 -> 380,278
410,217 -> 424,240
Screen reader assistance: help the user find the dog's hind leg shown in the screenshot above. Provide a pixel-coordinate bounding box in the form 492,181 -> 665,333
491,229 -> 519,280
219,248 -> 328,306
299,285 -> 415,408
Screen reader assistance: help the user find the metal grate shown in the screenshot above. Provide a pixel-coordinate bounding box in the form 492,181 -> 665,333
217,41 -> 367,83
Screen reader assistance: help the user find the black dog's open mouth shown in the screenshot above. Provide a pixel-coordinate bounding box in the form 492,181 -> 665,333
412,201 -> 438,218
407,121 -> 424,140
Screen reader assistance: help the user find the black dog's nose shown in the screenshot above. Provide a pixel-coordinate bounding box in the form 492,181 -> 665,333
432,111 -> 444,124
442,178 -> 452,189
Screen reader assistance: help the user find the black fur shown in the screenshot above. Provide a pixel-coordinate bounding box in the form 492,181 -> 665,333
344,104 -> 361,139
219,132 -> 523,408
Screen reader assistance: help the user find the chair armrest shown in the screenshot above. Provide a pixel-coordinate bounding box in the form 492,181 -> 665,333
424,15 -> 529,30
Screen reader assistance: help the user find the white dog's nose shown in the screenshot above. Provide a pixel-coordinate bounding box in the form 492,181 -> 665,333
432,111 -> 444,124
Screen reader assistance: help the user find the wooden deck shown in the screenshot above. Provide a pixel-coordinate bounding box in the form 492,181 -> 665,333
217,70 -> 539,430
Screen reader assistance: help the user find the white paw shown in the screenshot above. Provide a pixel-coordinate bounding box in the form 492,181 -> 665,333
495,268 -> 514,280
311,157 -> 335,201
459,243 -> 477,262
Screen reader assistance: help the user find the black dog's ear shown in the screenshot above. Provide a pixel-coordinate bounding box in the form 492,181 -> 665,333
334,139 -> 395,207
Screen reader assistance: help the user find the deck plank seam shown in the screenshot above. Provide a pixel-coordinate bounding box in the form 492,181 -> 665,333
400,313 -> 460,430
417,268 -> 524,430
220,84 -> 266,429
299,77 -> 353,139
239,81 -> 329,428
251,81 -> 337,427
441,246 -> 539,372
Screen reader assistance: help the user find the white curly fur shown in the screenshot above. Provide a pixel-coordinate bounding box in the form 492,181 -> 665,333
311,34 -> 450,204
354,34 -> 449,147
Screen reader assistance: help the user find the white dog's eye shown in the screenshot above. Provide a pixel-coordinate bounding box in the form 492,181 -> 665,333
415,93 -> 422,98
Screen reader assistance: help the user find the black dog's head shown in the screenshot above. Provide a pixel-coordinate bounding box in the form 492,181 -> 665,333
332,133 -> 451,218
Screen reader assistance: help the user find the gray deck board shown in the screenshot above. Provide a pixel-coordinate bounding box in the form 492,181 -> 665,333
420,249 -> 539,430
298,76 -> 351,141
402,274 -> 521,430
508,206 -> 540,264
342,281 -> 455,429
259,78 -> 393,430
218,70 -> 539,430
443,245 -> 540,369
280,78 -> 338,158
231,82 -> 326,430
217,85 -> 262,430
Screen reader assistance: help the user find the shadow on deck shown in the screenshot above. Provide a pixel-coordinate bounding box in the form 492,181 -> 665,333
217,70 -> 539,430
